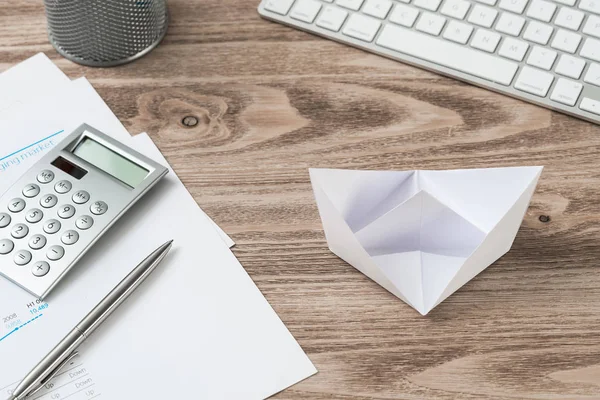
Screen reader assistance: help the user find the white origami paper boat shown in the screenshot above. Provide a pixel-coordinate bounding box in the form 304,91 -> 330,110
309,167 -> 543,315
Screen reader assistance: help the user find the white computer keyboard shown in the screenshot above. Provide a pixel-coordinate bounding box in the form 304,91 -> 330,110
258,0 -> 600,124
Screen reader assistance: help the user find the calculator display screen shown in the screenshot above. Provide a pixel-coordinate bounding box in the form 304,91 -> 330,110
72,137 -> 149,188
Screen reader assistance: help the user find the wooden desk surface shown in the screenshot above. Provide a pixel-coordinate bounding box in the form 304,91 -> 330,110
3,0 -> 600,398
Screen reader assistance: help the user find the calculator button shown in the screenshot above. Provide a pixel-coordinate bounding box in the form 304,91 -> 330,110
61,230 -> 79,245
76,215 -> 94,230
54,180 -> 72,194
72,190 -> 90,204
14,250 -> 32,266
46,245 -> 64,261
37,170 -> 55,184
22,184 -> 40,198
11,224 -> 28,239
32,261 -> 50,277
57,204 -> 76,219
40,194 -> 58,209
0,213 -> 10,228
29,234 -> 47,250
0,239 -> 14,255
90,201 -> 108,215
43,219 -> 61,234
25,209 -> 43,224
8,198 -> 26,213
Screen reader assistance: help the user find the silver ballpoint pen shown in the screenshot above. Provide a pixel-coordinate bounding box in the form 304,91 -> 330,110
6,240 -> 174,400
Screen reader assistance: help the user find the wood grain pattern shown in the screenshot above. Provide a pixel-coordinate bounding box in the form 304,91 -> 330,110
2,0 -> 600,398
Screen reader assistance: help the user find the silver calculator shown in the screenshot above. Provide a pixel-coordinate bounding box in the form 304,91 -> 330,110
0,124 -> 168,298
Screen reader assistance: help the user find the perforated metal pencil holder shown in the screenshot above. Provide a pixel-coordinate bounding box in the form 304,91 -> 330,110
43,0 -> 169,67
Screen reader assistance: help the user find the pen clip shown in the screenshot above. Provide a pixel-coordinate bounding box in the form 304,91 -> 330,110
26,351 -> 79,398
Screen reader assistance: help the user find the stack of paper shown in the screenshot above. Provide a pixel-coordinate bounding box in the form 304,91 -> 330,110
0,54 -> 316,400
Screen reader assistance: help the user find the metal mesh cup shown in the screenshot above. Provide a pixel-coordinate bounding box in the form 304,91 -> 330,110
43,0 -> 169,67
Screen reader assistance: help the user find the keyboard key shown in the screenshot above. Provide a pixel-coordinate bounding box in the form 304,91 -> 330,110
291,0 -> 322,22
523,20 -> 553,44
475,0 -> 497,5
443,20 -> 473,43
584,62 -> 600,85
514,66 -> 554,96
579,0 -> 600,14
555,7 -> 584,30
363,0 -> 393,18
414,0 -> 443,11
527,46 -> 557,69
416,12 -> 446,35
342,13 -> 381,41
583,15 -> 600,38
337,0 -> 364,10
499,37 -> 529,61
550,78 -> 583,106
527,0 -> 556,21
376,24 -> 518,84
550,29 -> 581,53
580,38 -> 600,62
264,0 -> 295,14
499,0 -> 529,14
580,97 -> 600,114
467,4 -> 497,27
556,54 -> 586,79
389,4 -> 420,26
440,0 -> 470,19
495,13 -> 525,36
316,5 -> 348,31
553,0 -> 575,5
470,28 -> 501,52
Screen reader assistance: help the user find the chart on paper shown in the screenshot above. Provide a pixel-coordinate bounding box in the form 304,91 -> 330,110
0,299 -> 49,345
0,299 -> 102,399
1,356 -> 101,400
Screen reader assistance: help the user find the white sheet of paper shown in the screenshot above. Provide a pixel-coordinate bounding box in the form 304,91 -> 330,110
0,86 -> 240,400
76,133 -> 316,399
131,134 -> 234,248
309,167 -> 543,315
0,53 -> 70,117
0,77 -> 131,193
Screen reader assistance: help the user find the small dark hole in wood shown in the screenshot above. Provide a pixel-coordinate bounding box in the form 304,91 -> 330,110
539,215 -> 551,223
182,116 -> 199,127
